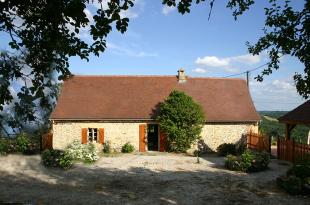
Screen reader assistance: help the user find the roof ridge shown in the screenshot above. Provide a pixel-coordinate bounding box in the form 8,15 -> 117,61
72,75 -> 245,80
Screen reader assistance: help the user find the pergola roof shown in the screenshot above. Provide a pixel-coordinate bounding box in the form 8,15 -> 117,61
278,100 -> 310,124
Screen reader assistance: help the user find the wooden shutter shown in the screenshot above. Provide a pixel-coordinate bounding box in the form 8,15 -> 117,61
139,124 -> 146,152
81,128 -> 88,144
99,128 -> 105,144
159,130 -> 167,152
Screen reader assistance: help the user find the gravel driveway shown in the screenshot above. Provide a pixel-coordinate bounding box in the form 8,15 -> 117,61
0,152 -> 308,205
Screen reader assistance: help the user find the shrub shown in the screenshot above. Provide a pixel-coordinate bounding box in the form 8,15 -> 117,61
16,133 -> 31,153
0,138 -> 8,155
236,143 -> 246,155
225,150 -> 270,172
225,154 -> 242,171
157,90 -> 205,152
41,149 -> 73,169
59,151 -> 74,169
277,162 -> 310,195
217,143 -> 237,156
65,140 -> 99,163
6,139 -> 18,153
121,142 -> 134,153
287,163 -> 310,179
277,176 -> 303,195
22,141 -> 39,155
103,141 -> 111,153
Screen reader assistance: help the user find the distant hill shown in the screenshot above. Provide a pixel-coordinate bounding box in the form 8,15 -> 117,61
258,111 -> 309,144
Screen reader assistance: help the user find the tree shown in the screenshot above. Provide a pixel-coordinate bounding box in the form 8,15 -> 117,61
0,0 -> 134,131
157,90 -> 205,152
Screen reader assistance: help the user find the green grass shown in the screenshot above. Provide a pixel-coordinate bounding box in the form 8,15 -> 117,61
259,111 -> 309,144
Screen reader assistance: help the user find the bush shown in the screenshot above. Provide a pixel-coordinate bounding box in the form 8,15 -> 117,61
0,138 -> 8,155
59,151 -> 74,169
217,143 -> 237,156
121,142 -> 134,153
225,154 -> 242,171
41,149 -> 73,169
65,140 -> 99,163
277,176 -> 303,195
225,150 -> 270,172
157,90 -> 205,152
16,133 -> 31,153
103,141 -> 111,153
287,163 -> 310,179
277,162 -> 310,195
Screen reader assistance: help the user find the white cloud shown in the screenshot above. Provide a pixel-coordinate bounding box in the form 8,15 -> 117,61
272,79 -> 295,91
106,42 -> 158,58
195,56 -> 229,67
120,9 -> 139,19
195,54 -> 261,67
230,54 -> 261,65
162,5 -> 176,15
192,68 -> 207,73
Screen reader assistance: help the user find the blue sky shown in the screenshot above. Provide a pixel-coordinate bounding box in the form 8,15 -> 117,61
0,0 -> 307,111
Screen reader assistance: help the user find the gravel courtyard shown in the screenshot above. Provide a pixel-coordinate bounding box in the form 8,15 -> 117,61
0,153 -> 308,205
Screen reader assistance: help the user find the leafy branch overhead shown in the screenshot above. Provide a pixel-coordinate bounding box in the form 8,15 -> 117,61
0,0 -> 134,133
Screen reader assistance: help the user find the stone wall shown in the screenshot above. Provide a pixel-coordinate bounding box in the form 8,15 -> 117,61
52,121 -> 146,151
52,121 -> 258,152
200,123 -> 258,151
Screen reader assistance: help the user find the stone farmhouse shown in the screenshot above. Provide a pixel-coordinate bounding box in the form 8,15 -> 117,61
50,70 -> 260,152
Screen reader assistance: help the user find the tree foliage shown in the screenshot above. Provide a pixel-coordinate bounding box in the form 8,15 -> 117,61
0,0 -> 133,133
157,90 -> 205,152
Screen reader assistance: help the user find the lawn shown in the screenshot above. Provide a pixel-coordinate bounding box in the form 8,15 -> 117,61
0,153 -> 308,205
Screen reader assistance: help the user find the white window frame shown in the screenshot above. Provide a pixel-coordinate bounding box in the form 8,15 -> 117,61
88,128 -> 98,142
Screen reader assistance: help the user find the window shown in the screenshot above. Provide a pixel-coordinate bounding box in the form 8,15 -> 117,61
88,128 -> 98,142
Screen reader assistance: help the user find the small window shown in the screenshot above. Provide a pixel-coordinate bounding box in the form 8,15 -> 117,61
88,128 -> 98,142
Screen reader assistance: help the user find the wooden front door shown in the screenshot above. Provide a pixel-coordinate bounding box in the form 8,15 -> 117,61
139,124 -> 146,152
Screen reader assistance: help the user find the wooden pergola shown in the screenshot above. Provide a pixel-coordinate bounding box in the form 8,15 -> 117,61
278,100 -> 310,142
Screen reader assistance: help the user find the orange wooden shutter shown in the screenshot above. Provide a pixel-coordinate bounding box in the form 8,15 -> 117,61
159,130 -> 167,152
139,124 -> 146,152
99,128 -> 104,144
81,128 -> 87,144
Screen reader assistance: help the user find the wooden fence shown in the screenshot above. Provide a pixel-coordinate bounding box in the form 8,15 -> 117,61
247,132 -> 271,153
277,138 -> 310,163
42,133 -> 53,150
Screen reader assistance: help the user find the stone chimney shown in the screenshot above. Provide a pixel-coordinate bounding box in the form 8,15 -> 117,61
177,69 -> 186,83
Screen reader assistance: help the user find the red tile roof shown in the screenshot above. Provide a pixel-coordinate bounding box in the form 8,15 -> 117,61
50,75 -> 260,122
278,100 -> 310,124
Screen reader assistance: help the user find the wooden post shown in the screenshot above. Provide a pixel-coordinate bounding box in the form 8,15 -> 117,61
277,137 -> 280,159
268,134 -> 271,154
292,139 -> 295,163
285,124 -> 290,140
248,130 -> 251,149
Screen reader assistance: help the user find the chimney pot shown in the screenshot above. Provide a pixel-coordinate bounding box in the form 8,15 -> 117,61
177,69 -> 186,83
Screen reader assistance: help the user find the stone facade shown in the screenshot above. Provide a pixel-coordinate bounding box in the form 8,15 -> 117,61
52,121 -> 258,152
200,123 -> 258,151
52,121 -> 146,151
